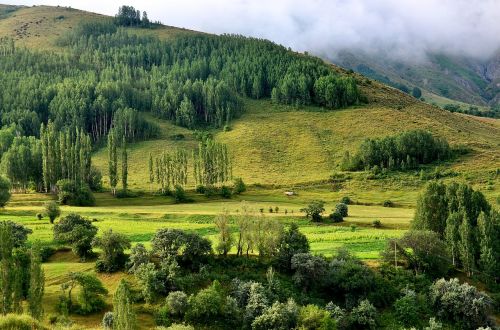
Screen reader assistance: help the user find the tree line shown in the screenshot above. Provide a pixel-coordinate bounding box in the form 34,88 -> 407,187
341,129 -> 452,171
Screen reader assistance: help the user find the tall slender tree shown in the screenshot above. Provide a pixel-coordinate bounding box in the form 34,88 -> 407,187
108,130 -> 118,195
113,279 -> 137,330
28,243 -> 45,320
121,136 -> 128,192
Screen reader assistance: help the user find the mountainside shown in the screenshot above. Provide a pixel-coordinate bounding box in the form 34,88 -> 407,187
334,50 -> 500,112
1,4 -> 499,191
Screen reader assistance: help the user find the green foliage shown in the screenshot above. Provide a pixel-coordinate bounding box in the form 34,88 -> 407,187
291,253 -> 328,292
412,87 -> 422,98
0,137 -> 41,192
349,299 -> 377,329
66,271 -> 108,315
383,230 -> 451,278
56,179 -> 95,206
193,139 -> 232,187
214,210 -> 233,256
0,313 -> 46,330
343,130 -> 451,171
233,177 -> 246,194
429,278 -> 492,329
329,211 -> 343,223
135,262 -> 164,304
113,279 -> 137,330
173,185 -> 187,203
298,304 -> 335,330
0,176 -> 11,207
28,244 -> 45,320
393,289 -> 421,326
313,74 -> 359,109
102,311 -> 114,330
44,201 -> 60,224
53,213 -> 98,260
127,243 -> 150,274
301,200 -> 325,222
93,229 -> 131,272
252,299 -> 299,330
165,291 -> 188,316
275,223 -> 310,271
335,203 -> 348,217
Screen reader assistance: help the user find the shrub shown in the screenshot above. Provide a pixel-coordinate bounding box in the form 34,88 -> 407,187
233,178 -> 246,194
93,229 -> 131,273
340,196 -> 352,205
329,212 -> 343,223
40,246 -> 56,262
44,201 -> 60,224
155,305 -> 171,327
335,203 -> 349,217
298,304 -> 334,330
102,311 -> 114,330
394,289 -> 420,326
300,200 -> 325,222
195,185 -> 206,194
220,185 -> 232,198
383,200 -> 394,207
372,220 -> 382,228
89,166 -> 103,191
349,299 -> 376,329
36,213 -> 43,220
68,271 -> 108,315
252,299 -> 299,330
0,313 -> 46,330
53,213 -> 98,260
0,176 -> 11,207
173,185 -> 187,203
429,278 -> 493,329
57,179 -> 95,206
165,291 -> 188,316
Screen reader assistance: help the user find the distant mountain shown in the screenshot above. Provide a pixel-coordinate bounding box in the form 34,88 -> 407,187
333,49 -> 500,113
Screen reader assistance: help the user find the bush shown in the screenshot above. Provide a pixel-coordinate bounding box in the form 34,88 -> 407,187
372,220 -> 382,228
195,185 -> 206,194
165,291 -> 188,316
44,200 -> 60,224
89,165 -> 103,191
329,212 -> 343,223
57,179 -> 95,206
36,213 -> 43,220
301,200 -> 325,222
53,213 -> 98,260
40,246 -> 56,262
155,305 -> 171,327
93,229 -> 131,273
0,176 -> 11,207
335,203 -> 348,217
383,200 -> 394,207
220,185 -> 232,198
173,185 -> 187,203
394,289 -> 420,326
349,299 -> 376,329
0,313 -> 46,330
298,304 -> 334,330
340,196 -> 352,205
233,178 -> 246,194
102,311 -> 114,330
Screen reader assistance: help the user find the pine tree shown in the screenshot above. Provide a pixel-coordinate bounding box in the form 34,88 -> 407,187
28,243 -> 45,320
121,136 -> 128,192
113,279 -> 137,330
108,130 -> 118,195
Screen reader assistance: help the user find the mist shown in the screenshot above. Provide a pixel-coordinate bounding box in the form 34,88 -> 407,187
14,0 -> 500,60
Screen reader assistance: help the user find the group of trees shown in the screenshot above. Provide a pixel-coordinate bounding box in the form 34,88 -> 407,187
0,20 -> 361,142
193,139 -> 232,187
342,130 -> 452,171
107,129 -> 129,195
412,181 -> 498,279
115,5 -> 151,28
149,149 -> 189,194
0,221 -> 45,321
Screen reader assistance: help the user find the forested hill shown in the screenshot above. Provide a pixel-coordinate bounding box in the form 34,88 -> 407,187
0,4 -> 499,188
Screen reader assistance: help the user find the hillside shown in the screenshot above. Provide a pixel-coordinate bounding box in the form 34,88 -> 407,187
334,50 -> 500,113
1,4 -> 499,193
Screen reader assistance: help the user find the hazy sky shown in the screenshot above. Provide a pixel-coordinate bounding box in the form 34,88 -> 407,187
12,0 -> 500,60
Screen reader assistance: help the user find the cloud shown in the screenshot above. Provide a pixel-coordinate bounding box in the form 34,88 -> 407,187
14,0 -> 500,60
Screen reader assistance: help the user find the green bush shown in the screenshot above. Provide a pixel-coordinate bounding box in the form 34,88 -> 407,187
329,212 -> 343,223
0,175 -> 11,207
335,203 -> 349,217
0,313 -> 47,330
155,305 -> 172,327
233,178 -> 246,194
173,185 -> 187,203
372,220 -> 382,228
44,200 -> 60,223
220,185 -> 232,199
56,179 -> 95,206
195,185 -> 206,194
383,200 -> 394,207
340,196 -> 352,205
36,213 -> 43,220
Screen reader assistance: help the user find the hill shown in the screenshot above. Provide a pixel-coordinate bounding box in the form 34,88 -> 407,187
334,50 -> 500,115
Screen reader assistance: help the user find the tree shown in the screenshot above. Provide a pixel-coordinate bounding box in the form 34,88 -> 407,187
382,230 -> 451,278
477,210 -> 500,282
0,176 -> 11,207
291,253 -> 328,292
252,299 -> 299,330
165,291 -> 188,316
459,213 -> 476,277
148,153 -> 154,192
335,203 -> 348,217
298,304 -> 335,330
186,280 -> 235,325
113,279 -> 137,330
412,181 -> 449,237
0,221 -> 15,315
233,178 -> 246,194
28,244 -> 45,320
349,299 -> 376,329
301,200 -> 325,222
275,223 -> 310,271
235,202 -> 254,257
244,282 -> 269,327
53,213 -> 98,261
429,278 -> 492,329
214,210 -> 233,256
121,136 -> 128,192
135,262 -> 163,304
44,201 -> 60,224
127,243 -> 150,274
108,129 -> 118,195
93,229 -> 131,272
64,272 -> 108,315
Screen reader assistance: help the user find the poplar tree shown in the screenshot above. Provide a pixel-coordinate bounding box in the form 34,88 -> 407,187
459,214 -> 476,277
0,221 -> 14,315
121,136 -> 128,192
28,243 -> 45,320
108,130 -> 118,195
113,279 -> 137,330
148,153 -> 154,192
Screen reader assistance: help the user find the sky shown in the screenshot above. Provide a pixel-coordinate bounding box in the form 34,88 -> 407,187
12,0 -> 500,61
